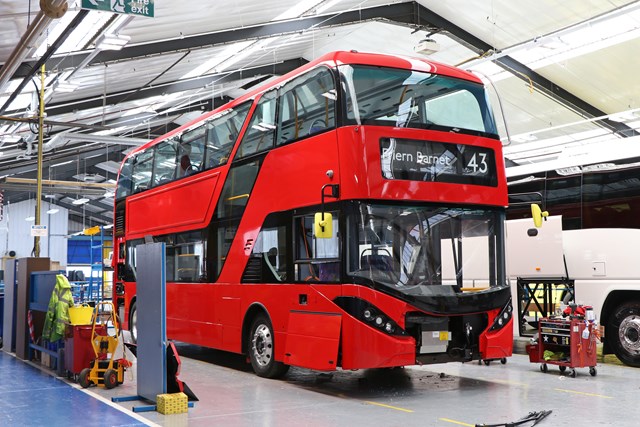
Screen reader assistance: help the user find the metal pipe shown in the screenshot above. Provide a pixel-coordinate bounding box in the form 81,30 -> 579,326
35,64 -> 46,258
0,0 -> 68,94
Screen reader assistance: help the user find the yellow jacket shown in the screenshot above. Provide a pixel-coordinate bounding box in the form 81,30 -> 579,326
42,274 -> 74,342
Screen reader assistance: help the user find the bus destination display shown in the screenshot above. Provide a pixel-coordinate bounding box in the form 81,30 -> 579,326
380,137 -> 497,186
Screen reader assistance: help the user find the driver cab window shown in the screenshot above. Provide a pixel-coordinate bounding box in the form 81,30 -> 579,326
294,213 -> 340,282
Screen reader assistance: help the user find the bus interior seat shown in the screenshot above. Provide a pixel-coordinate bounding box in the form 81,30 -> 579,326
308,119 -> 327,135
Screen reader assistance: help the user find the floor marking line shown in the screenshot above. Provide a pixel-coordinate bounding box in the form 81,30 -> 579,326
554,388 -> 613,399
438,417 -> 474,426
364,400 -> 414,413
17,355 -> 158,426
73,384 -> 160,426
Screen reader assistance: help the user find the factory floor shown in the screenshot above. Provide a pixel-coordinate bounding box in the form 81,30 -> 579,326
0,342 -> 632,426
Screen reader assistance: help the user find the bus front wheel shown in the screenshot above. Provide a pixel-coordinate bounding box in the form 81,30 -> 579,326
609,302 -> 640,367
129,301 -> 138,344
248,314 -> 289,379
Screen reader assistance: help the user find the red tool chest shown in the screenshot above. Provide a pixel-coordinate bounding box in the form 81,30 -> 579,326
526,317 -> 597,377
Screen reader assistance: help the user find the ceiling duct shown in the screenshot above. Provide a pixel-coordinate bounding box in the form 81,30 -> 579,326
43,132 -> 150,151
0,0 -> 69,95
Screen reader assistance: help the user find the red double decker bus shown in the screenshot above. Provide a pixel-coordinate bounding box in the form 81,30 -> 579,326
113,51 -> 512,378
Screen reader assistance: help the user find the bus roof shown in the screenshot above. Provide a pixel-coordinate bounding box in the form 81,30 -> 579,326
126,50 -> 485,159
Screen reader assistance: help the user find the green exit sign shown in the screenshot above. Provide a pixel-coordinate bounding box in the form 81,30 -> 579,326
81,0 -> 154,18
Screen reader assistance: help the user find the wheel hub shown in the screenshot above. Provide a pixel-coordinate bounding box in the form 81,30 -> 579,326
619,315 -> 640,355
252,324 -> 273,367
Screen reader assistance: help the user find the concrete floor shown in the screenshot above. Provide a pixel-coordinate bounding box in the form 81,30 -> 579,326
68,343 -> 630,427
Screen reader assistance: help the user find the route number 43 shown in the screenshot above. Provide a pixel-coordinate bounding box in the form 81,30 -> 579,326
468,153 -> 488,173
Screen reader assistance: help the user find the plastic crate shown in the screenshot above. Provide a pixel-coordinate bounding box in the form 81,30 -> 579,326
156,392 -> 188,415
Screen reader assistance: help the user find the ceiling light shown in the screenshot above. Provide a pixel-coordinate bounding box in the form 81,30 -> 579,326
46,208 -> 60,215
96,34 -> 131,51
25,216 -> 35,222
55,81 -> 79,93
50,160 -> 74,168
72,198 -> 90,205
0,135 -> 22,144
180,41 -> 254,80
414,38 -> 440,55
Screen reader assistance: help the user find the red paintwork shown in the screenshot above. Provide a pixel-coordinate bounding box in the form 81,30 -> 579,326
284,311 -> 342,370
480,311 -> 515,360
127,171 -> 221,239
114,51 -> 511,371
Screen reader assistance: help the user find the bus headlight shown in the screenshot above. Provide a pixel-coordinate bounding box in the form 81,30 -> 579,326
334,296 -> 407,336
489,298 -> 512,332
385,322 -> 395,334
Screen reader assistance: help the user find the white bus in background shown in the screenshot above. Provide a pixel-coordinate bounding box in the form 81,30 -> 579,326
506,141 -> 640,367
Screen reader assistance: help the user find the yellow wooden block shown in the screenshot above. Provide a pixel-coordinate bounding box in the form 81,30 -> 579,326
157,392 -> 188,415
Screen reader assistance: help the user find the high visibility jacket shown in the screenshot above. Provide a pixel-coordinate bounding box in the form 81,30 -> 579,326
42,274 -> 74,342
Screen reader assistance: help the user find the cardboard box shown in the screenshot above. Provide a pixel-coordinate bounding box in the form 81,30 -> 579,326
156,392 -> 188,415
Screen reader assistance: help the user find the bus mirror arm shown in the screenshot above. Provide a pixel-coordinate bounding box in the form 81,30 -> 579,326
315,184 -> 340,238
320,184 -> 340,221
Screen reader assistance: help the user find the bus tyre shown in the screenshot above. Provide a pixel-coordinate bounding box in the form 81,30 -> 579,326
129,301 -> 138,344
248,314 -> 289,379
609,302 -> 640,367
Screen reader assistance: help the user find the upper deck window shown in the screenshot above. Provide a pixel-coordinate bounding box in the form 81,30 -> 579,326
277,67 -> 336,145
236,91 -> 277,159
235,67 -> 337,160
131,150 -> 153,193
152,139 -> 179,185
115,102 -> 252,200
205,102 -> 251,167
116,157 -> 134,199
339,65 -> 498,138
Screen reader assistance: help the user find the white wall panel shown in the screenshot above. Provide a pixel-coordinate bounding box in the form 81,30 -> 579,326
0,200 -> 68,266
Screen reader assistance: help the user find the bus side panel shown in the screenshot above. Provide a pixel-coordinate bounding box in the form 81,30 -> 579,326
479,317 -> 514,360
126,172 -> 220,237
237,284 -> 344,367
166,282 -> 224,348
340,317 -> 415,369
283,311 -> 342,370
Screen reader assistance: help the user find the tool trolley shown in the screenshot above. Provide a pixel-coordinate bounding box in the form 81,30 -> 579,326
526,317 -> 597,377
78,301 -> 131,389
